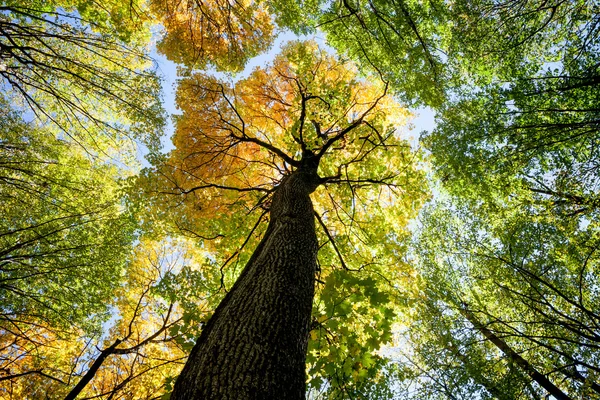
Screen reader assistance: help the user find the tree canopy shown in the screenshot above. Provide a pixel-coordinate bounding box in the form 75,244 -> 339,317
1,0 -> 599,398
0,0 -> 164,153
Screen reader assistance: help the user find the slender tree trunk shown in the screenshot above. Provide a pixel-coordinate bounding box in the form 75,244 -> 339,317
461,306 -> 573,400
171,167 -> 321,399
560,367 -> 600,395
64,339 -> 122,400
64,302 -> 175,400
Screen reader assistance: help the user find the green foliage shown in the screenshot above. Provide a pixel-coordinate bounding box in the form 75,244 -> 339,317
3,0 -> 152,42
270,0 -> 599,107
0,1 -> 164,154
410,14 -> 600,393
0,107 -> 137,333
409,195 -> 600,399
424,62 -> 600,219
313,0 -> 451,107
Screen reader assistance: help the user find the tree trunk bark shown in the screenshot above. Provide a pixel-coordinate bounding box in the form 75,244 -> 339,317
171,167 -> 320,400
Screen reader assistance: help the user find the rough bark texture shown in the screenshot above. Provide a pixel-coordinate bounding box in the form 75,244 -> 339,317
171,165 -> 321,400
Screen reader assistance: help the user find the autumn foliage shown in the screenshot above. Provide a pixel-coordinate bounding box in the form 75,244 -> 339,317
152,0 -> 274,71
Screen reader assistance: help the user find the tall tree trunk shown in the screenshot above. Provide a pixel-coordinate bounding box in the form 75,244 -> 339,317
171,167 -> 321,399
64,339 -> 122,400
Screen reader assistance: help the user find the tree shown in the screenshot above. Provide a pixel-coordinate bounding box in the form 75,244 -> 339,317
459,306 -> 572,400
0,0 -> 164,152
0,234 -> 214,398
142,40 -> 426,398
413,8 -> 600,396
0,104 -> 138,395
151,0 -> 275,72
270,0 -> 598,107
369,2 -> 600,398
62,238 -> 210,399
0,0 -> 281,395
0,1 -> 169,394
3,0 -> 598,397
408,196 -> 600,399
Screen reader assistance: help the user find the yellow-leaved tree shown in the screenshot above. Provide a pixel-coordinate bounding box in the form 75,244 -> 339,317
142,41 -> 428,398
152,0 -> 275,72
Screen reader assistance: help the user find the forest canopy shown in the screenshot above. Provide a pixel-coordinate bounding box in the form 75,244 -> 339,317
0,0 -> 598,399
